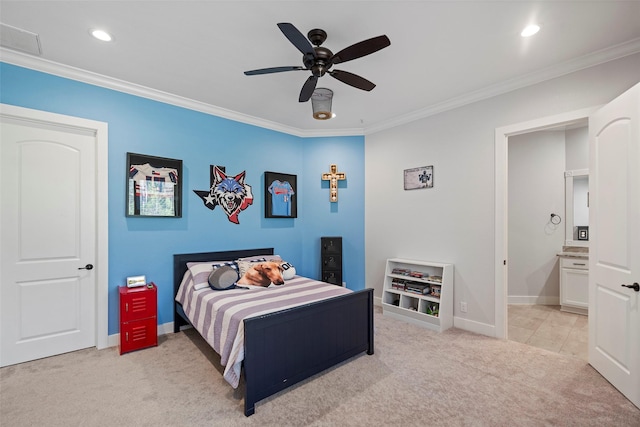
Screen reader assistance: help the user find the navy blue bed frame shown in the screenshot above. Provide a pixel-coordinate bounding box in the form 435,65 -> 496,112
173,248 -> 374,416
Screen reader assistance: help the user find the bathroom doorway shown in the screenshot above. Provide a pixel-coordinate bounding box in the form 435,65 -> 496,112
496,109 -> 594,359
506,124 -> 589,359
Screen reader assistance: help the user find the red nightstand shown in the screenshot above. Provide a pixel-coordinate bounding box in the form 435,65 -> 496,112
119,283 -> 157,355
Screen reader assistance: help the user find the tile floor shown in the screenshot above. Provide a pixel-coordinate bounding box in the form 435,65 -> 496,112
508,304 -> 588,360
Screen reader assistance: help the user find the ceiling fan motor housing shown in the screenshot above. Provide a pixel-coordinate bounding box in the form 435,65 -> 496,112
307,46 -> 333,76
307,28 -> 327,46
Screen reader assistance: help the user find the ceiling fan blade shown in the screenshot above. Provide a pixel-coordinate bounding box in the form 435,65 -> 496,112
329,70 -> 376,91
331,35 -> 390,64
244,66 -> 305,75
277,23 -> 316,58
299,75 -> 318,102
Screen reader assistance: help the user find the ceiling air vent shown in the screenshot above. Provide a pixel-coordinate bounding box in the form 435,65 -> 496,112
0,23 -> 42,55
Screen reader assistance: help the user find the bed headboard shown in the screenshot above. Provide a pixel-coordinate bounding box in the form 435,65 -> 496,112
173,248 -> 274,332
173,247 -> 275,293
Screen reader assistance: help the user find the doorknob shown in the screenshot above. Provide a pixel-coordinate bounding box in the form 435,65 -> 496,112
78,264 -> 94,270
621,283 -> 639,292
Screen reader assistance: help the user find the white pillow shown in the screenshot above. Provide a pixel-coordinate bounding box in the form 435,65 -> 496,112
186,260 -> 231,290
280,261 -> 296,280
236,259 -> 265,277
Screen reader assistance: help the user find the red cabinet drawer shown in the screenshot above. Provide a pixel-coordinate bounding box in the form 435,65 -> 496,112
119,284 -> 156,322
120,316 -> 157,354
119,283 -> 157,355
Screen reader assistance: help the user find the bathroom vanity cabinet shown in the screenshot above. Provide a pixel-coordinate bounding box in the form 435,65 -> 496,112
559,255 -> 588,315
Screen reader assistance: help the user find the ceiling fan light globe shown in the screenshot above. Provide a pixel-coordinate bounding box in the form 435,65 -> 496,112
313,111 -> 332,120
311,87 -> 333,119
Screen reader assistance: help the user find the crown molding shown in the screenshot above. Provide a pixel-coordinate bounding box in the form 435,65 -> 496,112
365,37 -> 640,135
0,48 -> 364,138
3,37 -> 640,138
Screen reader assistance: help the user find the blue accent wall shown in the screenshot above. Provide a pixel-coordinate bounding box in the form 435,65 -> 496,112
1,63 -> 365,335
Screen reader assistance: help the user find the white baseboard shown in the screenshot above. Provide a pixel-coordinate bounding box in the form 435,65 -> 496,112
158,321 -> 174,335
453,316 -> 496,338
106,321 -> 175,348
508,295 -> 560,305
376,294 -> 497,338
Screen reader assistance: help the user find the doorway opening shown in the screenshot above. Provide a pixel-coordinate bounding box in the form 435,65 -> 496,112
506,122 -> 588,358
494,106 -> 596,346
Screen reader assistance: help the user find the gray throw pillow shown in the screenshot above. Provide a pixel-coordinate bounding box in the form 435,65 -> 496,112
208,265 -> 240,290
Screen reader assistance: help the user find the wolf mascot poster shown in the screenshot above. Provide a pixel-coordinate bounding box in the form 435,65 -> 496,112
194,166 -> 253,224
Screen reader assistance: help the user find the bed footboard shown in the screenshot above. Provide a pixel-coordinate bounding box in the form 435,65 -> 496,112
243,288 -> 374,416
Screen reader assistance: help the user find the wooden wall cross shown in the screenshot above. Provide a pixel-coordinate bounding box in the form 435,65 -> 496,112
321,164 -> 346,202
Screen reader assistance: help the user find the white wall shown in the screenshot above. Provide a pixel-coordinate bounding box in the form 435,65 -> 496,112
507,131 -> 565,304
365,52 -> 640,335
566,127 -> 589,171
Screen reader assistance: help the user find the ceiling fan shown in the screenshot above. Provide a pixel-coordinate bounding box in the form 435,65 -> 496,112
244,23 -> 391,102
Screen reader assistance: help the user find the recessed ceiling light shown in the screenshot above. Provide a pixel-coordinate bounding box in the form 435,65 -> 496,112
91,29 -> 113,42
521,24 -> 540,38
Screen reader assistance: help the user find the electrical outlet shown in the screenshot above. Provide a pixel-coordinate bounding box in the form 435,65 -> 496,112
460,302 -> 468,313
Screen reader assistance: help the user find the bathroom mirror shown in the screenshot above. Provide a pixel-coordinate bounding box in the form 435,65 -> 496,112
564,169 -> 589,246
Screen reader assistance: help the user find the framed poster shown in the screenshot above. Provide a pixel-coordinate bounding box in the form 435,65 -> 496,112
265,171 -> 297,218
193,165 -> 254,224
126,152 -> 182,217
404,165 -> 434,190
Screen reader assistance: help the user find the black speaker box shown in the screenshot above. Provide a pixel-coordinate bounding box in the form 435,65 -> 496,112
321,236 -> 342,286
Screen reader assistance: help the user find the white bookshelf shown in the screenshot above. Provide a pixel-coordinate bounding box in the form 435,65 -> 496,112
381,258 -> 454,332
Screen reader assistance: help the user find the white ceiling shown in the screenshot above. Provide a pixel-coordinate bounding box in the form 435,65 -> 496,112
1,1 -> 640,136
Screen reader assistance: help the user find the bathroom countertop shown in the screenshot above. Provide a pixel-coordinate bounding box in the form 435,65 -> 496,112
557,252 -> 589,259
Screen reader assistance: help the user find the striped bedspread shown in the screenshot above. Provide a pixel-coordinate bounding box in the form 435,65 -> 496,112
175,272 -> 352,388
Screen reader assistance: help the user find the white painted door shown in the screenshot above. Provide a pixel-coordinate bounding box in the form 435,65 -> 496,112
1,113 -> 97,366
588,82 -> 640,408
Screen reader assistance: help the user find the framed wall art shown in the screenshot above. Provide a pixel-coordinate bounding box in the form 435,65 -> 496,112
126,152 -> 182,217
404,165 -> 434,190
265,171 -> 297,218
193,165 -> 254,224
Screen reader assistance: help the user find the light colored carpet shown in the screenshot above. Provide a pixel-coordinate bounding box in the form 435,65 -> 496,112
1,307 -> 639,426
